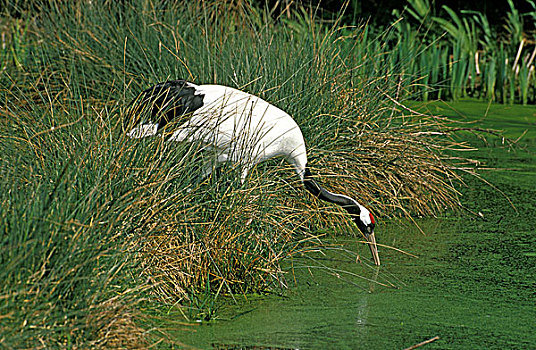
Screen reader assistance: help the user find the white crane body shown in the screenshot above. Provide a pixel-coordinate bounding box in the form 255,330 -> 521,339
127,80 -> 380,265
169,84 -> 308,182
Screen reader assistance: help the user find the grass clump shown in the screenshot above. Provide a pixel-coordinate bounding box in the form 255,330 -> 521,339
1,1 -> 479,347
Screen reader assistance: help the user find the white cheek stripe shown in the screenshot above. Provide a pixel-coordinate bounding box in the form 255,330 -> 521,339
359,205 -> 372,225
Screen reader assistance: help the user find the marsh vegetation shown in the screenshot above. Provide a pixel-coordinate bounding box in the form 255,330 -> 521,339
1,0 -> 534,347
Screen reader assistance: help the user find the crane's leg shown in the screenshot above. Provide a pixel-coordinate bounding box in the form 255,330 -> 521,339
240,165 -> 251,184
201,153 -> 229,179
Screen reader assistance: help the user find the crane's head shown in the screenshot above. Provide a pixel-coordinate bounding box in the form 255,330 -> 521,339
346,204 -> 380,266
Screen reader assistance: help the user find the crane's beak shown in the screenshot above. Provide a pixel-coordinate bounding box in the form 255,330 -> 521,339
366,231 -> 381,266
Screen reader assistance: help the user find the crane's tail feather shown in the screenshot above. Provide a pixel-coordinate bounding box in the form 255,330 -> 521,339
126,80 -> 205,133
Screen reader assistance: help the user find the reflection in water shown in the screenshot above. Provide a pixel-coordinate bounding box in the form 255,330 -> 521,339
181,244 -> 400,349
353,265 -> 379,346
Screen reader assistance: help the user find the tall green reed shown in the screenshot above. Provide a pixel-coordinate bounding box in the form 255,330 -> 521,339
391,0 -> 536,104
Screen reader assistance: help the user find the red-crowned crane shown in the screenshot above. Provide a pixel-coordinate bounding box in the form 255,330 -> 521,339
127,80 -> 380,265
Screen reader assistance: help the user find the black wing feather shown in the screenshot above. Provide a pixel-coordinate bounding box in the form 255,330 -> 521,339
129,80 -> 204,132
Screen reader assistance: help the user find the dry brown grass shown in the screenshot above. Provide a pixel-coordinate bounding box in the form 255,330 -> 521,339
87,297 -> 148,349
131,178 -> 300,303
310,86 -> 475,222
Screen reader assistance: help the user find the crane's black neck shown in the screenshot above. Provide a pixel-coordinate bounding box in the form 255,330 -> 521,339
302,166 -> 360,215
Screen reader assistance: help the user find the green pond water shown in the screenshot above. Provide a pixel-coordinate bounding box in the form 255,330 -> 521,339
172,101 -> 536,349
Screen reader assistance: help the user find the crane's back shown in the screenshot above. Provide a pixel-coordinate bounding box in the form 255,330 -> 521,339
173,84 -> 308,176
